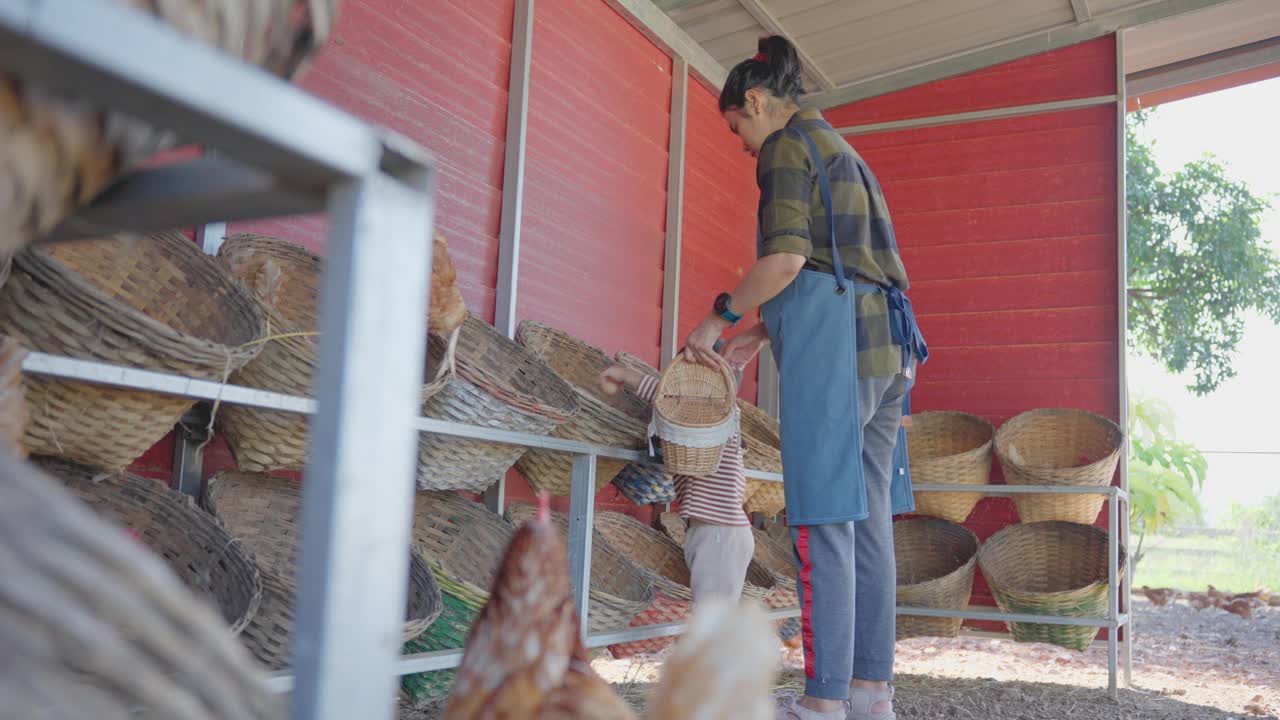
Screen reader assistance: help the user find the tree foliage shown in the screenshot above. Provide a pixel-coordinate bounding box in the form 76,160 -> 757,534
1127,110 -> 1280,395
1128,395 -> 1207,567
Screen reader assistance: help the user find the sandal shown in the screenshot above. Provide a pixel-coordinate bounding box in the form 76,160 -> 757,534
775,693 -> 849,720
846,686 -> 894,720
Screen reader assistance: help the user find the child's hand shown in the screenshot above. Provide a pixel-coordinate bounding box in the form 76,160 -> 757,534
598,365 -> 635,395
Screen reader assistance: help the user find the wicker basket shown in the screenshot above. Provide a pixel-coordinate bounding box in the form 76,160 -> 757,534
37,457 -> 262,635
654,512 -> 779,606
611,462 -> 674,505
516,322 -> 651,494
978,521 -> 1125,651
0,232 -> 266,470
203,471 -> 442,667
908,411 -> 994,523
995,409 -> 1124,524
894,517 -> 979,640
402,491 -> 515,708
0,450 -> 282,719
216,234 -> 456,472
505,503 -> 655,634
614,350 -> 660,378
745,478 -> 786,516
417,314 -> 579,491
591,511 -> 693,657
738,399 -> 782,474
1,336 -> 27,458
652,357 -> 737,476
749,525 -> 799,609
0,0 -> 335,257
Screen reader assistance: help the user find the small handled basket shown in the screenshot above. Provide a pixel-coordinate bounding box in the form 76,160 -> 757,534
650,358 -> 739,476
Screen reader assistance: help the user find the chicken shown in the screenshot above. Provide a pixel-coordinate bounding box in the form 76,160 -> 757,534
1221,597 -> 1259,620
1186,592 -> 1215,611
428,232 -> 466,376
443,493 -> 779,720
1141,586 -> 1178,607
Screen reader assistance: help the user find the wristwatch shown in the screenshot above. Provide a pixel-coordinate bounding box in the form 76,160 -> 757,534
713,292 -> 741,325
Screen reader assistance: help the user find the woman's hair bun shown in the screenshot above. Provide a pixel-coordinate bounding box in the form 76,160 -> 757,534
719,35 -> 804,111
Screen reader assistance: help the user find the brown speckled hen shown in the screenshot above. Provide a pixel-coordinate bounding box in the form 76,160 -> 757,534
430,233 -> 466,336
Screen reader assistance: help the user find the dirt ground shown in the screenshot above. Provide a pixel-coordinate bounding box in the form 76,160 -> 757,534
402,599 -> 1279,719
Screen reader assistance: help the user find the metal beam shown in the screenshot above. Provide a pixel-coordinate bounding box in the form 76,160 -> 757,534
660,60 -> 688,368
493,0 -> 534,340
836,95 -> 1117,137
1071,0 -> 1093,23
805,0 -> 1240,110
603,0 -> 728,91
1126,36 -> 1280,97
735,0 -> 836,90
1115,29 -> 1135,691
566,454 -> 598,638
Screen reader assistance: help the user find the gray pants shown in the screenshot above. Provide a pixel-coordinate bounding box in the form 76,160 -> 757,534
789,372 -> 907,700
684,519 -> 755,603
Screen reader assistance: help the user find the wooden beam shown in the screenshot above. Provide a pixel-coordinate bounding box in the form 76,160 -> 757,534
603,0 -> 728,90
736,0 -> 836,90
805,0 -> 1239,109
1071,0 -> 1093,23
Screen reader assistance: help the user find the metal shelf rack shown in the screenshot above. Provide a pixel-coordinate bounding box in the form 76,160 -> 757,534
2,2 -> 1133,716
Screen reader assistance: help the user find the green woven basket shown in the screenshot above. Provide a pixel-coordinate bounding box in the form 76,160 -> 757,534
400,592 -> 480,709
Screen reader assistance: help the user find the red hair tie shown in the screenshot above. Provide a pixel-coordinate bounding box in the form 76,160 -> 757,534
752,52 -> 767,62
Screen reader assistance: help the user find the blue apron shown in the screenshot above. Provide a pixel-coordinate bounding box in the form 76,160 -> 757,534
759,128 -> 928,526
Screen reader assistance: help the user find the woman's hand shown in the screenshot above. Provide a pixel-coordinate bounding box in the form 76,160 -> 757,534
683,313 -> 732,368
598,365 -> 641,395
719,323 -> 769,369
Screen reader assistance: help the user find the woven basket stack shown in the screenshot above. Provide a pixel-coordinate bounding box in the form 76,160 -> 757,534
654,511 -> 780,606
739,399 -> 785,516
591,511 -> 694,657
907,411 -> 994,523
204,472 -> 442,669
0,231 -> 266,471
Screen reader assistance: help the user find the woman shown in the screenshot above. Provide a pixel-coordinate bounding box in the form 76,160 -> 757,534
683,36 -> 928,720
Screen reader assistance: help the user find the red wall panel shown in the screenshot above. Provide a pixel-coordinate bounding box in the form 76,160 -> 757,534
832,37 -> 1121,617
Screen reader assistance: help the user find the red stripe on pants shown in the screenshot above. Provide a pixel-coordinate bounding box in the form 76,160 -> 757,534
797,526 -> 816,680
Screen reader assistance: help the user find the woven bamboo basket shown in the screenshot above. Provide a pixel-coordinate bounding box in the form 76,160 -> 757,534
505,503 -> 655,634
894,517 -> 979,640
216,234 -> 456,472
591,511 -> 693,657
0,232 -> 266,470
738,398 -> 782,474
995,409 -> 1123,524
0,0 -> 336,257
654,511 -> 779,605
203,471 -> 442,667
1,336 -> 27,458
417,314 -> 579,491
0,450 -> 282,720
745,478 -> 786,516
611,461 -> 675,505
907,411 -> 994,523
748,525 -> 798,609
37,457 -> 262,635
516,322 -> 651,494
652,357 -> 738,476
614,350 -> 660,378
402,491 -> 515,708
978,521 -> 1125,651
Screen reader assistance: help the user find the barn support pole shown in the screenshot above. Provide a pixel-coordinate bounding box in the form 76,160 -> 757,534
486,0 -> 535,515
659,58 -> 688,369
1115,29 -> 1134,690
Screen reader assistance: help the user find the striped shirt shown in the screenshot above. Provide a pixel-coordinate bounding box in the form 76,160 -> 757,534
757,107 -> 909,378
636,374 -> 749,526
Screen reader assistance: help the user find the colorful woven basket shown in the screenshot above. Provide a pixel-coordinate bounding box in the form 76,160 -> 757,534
0,0 -> 336,257
651,357 -> 738,476
403,491 -> 514,709
0,232 -> 265,470
592,511 -> 693,657
907,411 -> 994,523
505,503 -> 655,634
0,451 -> 282,719
418,315 -> 579,492
894,517 -> 979,640
0,336 -> 27,459
38,457 -> 262,635
204,472 -> 442,668
978,521 -> 1125,651
995,409 -> 1123,524
611,461 -> 675,505
516,322 -> 651,494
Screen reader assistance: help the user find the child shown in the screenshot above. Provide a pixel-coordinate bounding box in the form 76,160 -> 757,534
598,361 -> 755,602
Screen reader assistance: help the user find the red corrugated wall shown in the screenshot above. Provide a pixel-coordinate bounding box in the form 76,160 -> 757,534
827,37 -> 1121,620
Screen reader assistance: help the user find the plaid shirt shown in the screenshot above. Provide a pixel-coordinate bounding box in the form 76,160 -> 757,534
757,108 -> 909,378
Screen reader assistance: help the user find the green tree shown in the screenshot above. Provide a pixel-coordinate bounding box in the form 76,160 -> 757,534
1127,110 -> 1279,395
1128,395 -> 1207,567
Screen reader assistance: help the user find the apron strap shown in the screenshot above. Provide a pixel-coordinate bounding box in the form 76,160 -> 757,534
851,283 -> 931,372
797,129 -> 849,294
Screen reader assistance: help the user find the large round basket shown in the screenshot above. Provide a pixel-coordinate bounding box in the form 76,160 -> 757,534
505,503 -> 655,634
592,511 -> 693,657
995,409 -> 1123,524
0,232 -> 265,470
216,234 -> 456,472
739,399 -> 782,474
654,511 -> 780,606
1,336 -> 27,458
204,472 -> 442,668
402,491 -> 515,709
894,518 -> 979,640
907,411 -> 994,523
0,0 -> 335,257
417,314 -> 579,491
37,457 -> 261,635
516,322 -> 651,494
0,451 -> 282,719
748,525 -> 798,609
745,478 -> 786,517
978,521 -> 1125,651
652,357 -> 738,476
